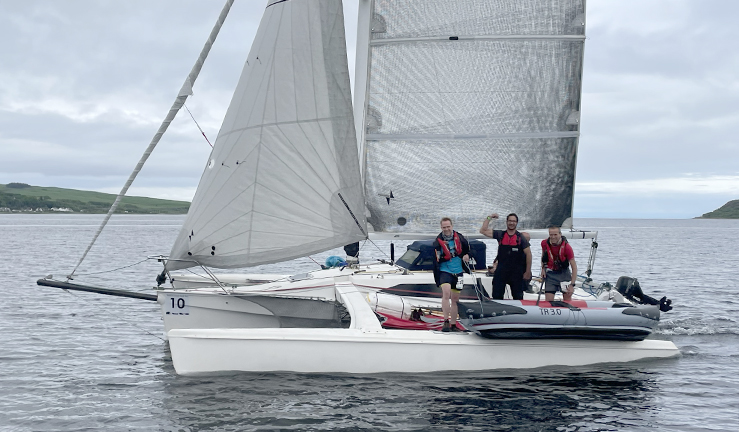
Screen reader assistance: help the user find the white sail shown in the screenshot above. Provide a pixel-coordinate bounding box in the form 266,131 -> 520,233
355,0 -> 586,234
168,0 -> 365,270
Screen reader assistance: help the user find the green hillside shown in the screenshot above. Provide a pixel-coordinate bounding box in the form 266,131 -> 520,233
699,199 -> 739,219
0,183 -> 190,214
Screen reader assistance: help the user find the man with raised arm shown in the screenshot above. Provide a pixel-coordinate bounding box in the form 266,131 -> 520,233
432,217 -> 470,332
541,226 -> 578,302
480,213 -> 532,300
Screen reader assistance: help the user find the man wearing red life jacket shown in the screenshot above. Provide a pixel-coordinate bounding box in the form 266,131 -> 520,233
479,213 -> 532,300
432,217 -> 470,332
541,226 -> 578,302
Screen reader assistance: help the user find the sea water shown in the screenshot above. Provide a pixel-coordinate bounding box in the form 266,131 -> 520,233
1,214 -> 737,431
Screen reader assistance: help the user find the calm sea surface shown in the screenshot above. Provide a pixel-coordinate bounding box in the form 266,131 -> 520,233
1,215 -> 737,431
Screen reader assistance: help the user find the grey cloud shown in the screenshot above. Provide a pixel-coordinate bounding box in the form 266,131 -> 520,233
578,1 -> 739,185
0,0 -> 735,218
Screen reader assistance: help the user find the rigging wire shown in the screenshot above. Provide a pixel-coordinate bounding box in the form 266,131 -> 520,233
307,255 -> 323,268
366,237 -> 391,259
184,103 -> 213,147
68,258 -> 149,277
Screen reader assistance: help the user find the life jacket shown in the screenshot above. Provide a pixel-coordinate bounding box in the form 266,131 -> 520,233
437,231 -> 463,262
542,236 -> 570,272
494,231 -> 526,272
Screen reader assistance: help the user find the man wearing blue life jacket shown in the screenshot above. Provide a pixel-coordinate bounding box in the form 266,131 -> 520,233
480,213 -> 532,300
432,217 -> 470,332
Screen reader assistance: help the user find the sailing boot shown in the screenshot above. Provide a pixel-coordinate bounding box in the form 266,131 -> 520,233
442,319 -> 451,332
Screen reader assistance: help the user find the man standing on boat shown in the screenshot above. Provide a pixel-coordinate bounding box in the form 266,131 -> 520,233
541,226 -> 578,302
479,213 -> 532,300
433,217 -> 470,332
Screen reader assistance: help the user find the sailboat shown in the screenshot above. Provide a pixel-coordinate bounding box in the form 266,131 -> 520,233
155,0 -> 606,334
38,0 -> 679,374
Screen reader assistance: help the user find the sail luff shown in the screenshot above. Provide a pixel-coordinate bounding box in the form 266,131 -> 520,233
353,0 -> 374,185
566,0 -> 587,230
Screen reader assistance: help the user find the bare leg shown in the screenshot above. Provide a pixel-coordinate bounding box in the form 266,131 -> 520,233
545,292 -> 555,302
441,283 -> 452,320
450,290 -> 461,325
563,287 -> 573,302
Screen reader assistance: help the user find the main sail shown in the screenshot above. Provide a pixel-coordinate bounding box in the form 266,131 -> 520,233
355,0 -> 586,235
168,0 -> 365,270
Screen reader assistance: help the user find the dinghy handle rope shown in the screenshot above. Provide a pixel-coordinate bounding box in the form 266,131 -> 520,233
66,0 -> 235,280
465,258 -> 487,311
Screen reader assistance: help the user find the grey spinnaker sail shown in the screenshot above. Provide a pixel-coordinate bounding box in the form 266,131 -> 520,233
357,0 -> 586,234
168,0 -> 366,270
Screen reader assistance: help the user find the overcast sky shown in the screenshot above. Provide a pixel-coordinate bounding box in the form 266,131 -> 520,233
1,0 -> 737,219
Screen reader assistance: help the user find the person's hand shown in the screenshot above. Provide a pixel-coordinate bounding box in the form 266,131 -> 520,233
488,213 -> 499,220
567,282 -> 575,293
462,254 -> 469,263
523,270 -> 531,280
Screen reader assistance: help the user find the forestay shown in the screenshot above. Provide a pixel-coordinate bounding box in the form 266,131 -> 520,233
356,0 -> 586,235
168,0 -> 366,270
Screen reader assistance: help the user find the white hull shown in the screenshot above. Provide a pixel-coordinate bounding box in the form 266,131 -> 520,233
168,328 -> 679,375
166,277 -> 679,375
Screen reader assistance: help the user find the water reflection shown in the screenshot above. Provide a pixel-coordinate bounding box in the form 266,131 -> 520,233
159,358 -> 661,431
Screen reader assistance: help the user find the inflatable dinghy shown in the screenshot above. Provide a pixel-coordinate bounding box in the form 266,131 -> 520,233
460,299 -> 660,341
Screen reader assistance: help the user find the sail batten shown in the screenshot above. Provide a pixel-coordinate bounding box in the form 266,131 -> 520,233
168,0 -> 365,271
366,132 -> 580,140
370,35 -> 586,45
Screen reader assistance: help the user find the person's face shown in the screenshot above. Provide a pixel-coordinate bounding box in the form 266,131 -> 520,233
506,216 -> 517,230
548,228 -> 562,245
441,220 -> 453,236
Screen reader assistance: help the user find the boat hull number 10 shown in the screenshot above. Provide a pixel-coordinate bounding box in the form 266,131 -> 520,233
165,295 -> 190,315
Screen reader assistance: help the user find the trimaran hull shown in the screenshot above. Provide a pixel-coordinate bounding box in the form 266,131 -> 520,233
167,328 -> 679,375
166,277 -> 679,375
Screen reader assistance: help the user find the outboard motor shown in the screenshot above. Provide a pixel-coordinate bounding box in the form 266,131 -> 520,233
615,276 -> 673,312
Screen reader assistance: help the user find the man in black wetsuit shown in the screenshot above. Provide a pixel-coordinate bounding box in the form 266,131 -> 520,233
479,213 -> 532,300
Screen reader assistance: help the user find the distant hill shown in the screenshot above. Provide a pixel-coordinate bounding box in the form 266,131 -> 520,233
699,199 -> 739,219
0,183 -> 190,214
